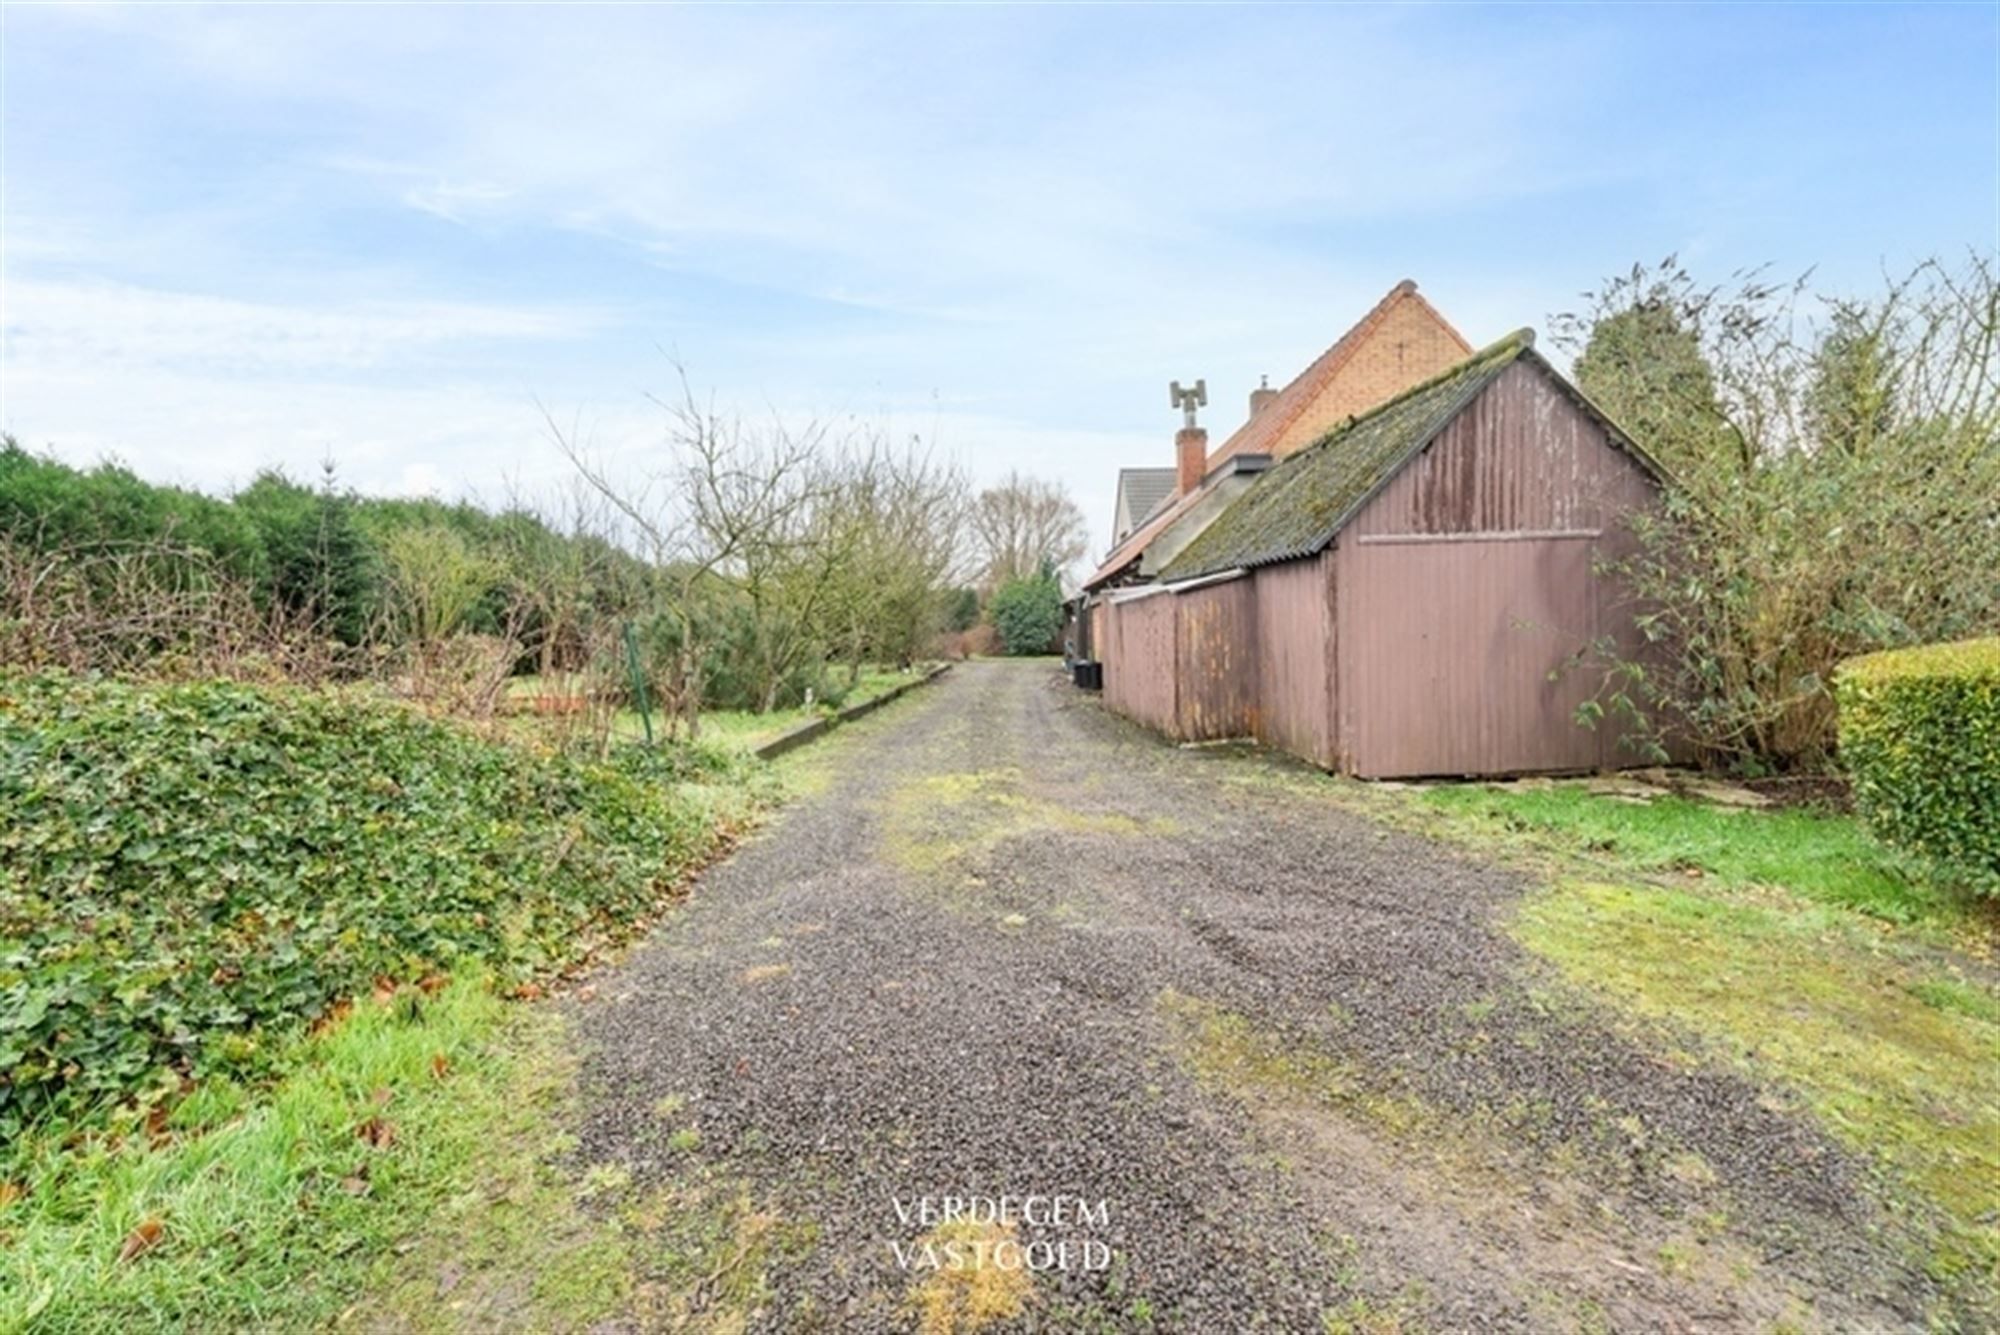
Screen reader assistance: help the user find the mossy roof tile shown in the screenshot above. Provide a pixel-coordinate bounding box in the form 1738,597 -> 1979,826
1156,330 -> 1536,582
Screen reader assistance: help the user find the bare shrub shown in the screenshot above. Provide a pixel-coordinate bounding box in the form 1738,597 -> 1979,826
551,368 -> 967,737
0,535 -> 345,683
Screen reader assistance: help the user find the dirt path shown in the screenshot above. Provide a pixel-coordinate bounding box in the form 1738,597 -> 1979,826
570,660 -> 1931,1333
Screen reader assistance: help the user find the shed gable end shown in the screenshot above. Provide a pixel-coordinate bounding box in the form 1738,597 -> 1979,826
1349,359 -> 1661,540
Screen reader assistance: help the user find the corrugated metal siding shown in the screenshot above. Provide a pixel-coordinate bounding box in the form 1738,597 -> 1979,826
1338,535 -> 1606,776
1102,592 -> 1179,735
1101,361 -> 1663,777
1337,363 -> 1660,777
1350,360 -> 1656,538
1173,578 -> 1258,740
1251,552 -> 1336,766
1100,579 -> 1256,742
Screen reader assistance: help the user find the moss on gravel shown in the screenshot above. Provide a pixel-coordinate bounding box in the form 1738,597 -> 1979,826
880,767 -> 1175,878
906,1218 -> 1033,1334
1211,761 -> 1998,1319
1515,878 -> 2000,1302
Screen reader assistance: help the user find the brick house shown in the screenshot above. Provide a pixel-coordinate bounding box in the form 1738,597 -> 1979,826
1096,330 -> 1667,778
1082,280 -> 1472,599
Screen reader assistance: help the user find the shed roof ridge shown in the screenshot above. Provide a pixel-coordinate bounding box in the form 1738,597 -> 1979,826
1085,281 -> 1460,589
1153,330 -> 1537,583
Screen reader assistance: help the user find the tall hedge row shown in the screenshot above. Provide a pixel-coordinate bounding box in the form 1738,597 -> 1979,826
0,672 -> 748,1135
0,441 -> 645,649
1836,638 -> 2000,896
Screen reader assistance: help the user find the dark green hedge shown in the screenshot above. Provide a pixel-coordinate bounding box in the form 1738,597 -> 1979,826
0,672 -> 745,1135
1836,638 -> 2000,896
989,571 -> 1063,656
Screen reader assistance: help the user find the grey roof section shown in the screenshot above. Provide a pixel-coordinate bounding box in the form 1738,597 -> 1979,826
1113,467 -> 1179,542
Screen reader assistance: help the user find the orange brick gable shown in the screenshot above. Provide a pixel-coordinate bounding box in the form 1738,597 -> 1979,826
1085,281 -> 1471,590
1245,285 -> 1473,461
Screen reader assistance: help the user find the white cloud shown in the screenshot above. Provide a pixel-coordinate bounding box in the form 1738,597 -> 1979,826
401,180 -> 517,225
0,277 -> 628,502
4,3 -> 1989,546
2,279 -> 605,376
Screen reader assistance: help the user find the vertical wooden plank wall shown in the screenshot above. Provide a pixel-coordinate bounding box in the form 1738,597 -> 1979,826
1250,552 -> 1336,766
1172,578 -> 1258,741
1102,591 -> 1180,737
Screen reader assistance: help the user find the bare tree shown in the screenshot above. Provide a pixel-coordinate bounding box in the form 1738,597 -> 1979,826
549,372 -> 833,736
818,440 -> 969,678
968,471 -> 1086,591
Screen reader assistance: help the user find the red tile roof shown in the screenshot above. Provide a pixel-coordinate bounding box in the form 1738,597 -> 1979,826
1085,281 -> 1470,591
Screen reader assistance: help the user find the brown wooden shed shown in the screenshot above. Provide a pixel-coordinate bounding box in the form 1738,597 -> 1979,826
1099,329 -> 1664,778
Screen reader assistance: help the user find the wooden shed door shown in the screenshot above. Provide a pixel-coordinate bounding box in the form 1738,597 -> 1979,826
1342,535 -> 1605,778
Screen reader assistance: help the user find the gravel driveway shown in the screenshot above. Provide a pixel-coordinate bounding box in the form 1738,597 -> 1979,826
572,660 -> 1932,1333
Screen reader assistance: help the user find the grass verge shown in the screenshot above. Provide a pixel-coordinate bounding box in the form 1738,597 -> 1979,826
1420,783 -> 1974,929
515,666 -> 925,755
1515,879 -> 1998,1300
2,973 -> 819,1334
1,979 -> 623,1333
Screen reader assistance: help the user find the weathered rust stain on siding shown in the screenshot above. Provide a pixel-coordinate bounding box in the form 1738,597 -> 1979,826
1102,592 -> 1179,736
1353,361 -> 1655,539
1250,551 -> 1336,767
1100,578 -> 1257,743
1173,579 -> 1258,741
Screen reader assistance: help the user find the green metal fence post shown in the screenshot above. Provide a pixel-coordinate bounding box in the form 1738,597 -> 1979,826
623,620 -> 655,746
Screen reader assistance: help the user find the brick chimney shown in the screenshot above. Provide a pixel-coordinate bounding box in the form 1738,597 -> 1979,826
1169,376 -> 1209,495
1249,375 -> 1277,417
1176,426 -> 1207,495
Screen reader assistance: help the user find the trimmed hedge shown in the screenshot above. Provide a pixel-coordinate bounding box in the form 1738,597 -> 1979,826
1836,638 -> 2000,895
0,672 -> 751,1135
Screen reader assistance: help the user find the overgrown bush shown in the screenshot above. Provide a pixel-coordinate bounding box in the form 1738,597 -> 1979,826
1559,255 -> 2000,773
988,569 -> 1063,656
1837,638 -> 2000,895
0,672 -> 755,1135
0,442 -> 267,587
0,535 -> 344,683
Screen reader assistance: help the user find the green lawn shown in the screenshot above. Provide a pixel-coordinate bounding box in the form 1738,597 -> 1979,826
512,667 -> 922,755
1420,782 -> 1959,926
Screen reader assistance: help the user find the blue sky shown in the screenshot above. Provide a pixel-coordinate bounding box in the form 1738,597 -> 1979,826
2,3 -> 1995,557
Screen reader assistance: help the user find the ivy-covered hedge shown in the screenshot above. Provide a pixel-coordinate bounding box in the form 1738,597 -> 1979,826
1836,638 -> 2000,896
0,672 -> 751,1134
